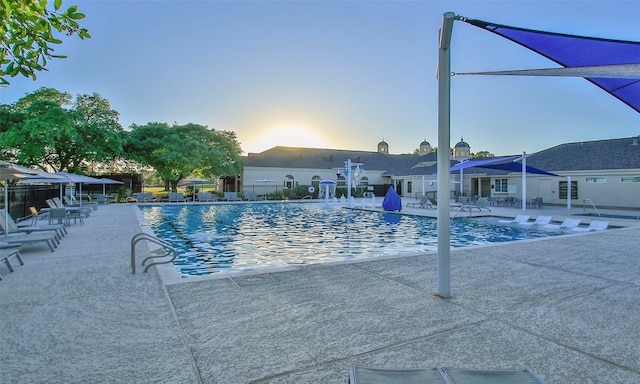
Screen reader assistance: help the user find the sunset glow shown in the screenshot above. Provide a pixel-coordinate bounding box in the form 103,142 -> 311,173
243,126 -> 332,154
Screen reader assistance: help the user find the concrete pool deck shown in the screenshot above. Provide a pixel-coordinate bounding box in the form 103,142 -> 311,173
1,201 -> 639,383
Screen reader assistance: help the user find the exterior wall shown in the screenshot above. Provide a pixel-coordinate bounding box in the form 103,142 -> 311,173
544,170 -> 640,209
393,176 -> 440,199
469,170 -> 640,209
242,166 -> 388,195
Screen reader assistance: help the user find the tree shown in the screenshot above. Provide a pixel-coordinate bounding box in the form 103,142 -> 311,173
1,0 -> 90,85
0,87 -> 124,172
124,122 -> 244,191
472,151 -> 495,159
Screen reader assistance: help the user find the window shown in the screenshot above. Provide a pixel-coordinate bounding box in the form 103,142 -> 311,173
407,181 -> 412,194
494,178 -> 508,193
585,177 -> 606,183
360,176 -> 369,186
284,175 -> 294,189
337,175 -> 346,187
621,176 -> 640,183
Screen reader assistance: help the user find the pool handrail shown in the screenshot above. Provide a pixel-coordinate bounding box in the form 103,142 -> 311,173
131,232 -> 177,273
583,198 -> 601,217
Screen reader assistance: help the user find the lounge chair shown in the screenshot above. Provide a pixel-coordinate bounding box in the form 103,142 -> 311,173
519,215 -> 552,226
96,195 -> 109,205
224,192 -> 241,201
243,191 -> 258,201
64,195 -> 97,212
197,192 -> 217,202
572,220 -> 609,232
134,192 -> 155,203
0,244 -> 25,281
407,195 -> 434,209
543,218 -> 581,230
0,211 -> 65,240
0,231 -> 58,252
458,197 -> 491,212
497,214 -> 530,224
16,207 -> 67,236
349,365 -> 547,383
168,192 -> 186,202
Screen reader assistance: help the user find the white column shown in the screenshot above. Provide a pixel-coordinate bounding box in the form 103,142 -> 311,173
567,176 -> 572,210
436,12 -> 456,298
346,159 -> 353,208
522,151 -> 527,211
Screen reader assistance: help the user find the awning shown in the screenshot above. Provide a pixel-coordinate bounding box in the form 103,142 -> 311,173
460,18 -> 640,114
450,156 -> 558,176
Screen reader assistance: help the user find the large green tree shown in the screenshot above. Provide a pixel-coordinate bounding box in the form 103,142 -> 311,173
0,87 -> 124,172
1,0 -> 90,85
471,151 -> 495,159
125,122 -> 244,191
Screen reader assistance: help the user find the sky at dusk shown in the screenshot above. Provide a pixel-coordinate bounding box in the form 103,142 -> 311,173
1,0 -> 639,156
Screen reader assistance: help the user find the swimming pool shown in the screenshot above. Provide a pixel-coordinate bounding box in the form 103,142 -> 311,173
138,203 -> 574,278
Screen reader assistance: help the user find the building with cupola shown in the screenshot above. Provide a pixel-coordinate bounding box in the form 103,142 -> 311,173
238,136 -> 640,209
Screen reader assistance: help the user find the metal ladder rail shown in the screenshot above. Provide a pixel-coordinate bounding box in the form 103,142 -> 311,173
583,199 -> 601,217
450,205 -> 472,220
131,233 -> 177,274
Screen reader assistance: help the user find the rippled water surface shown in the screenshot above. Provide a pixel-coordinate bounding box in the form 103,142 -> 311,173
139,203 -> 566,277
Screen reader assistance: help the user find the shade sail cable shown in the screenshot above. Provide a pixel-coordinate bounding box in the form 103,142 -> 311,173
453,63 -> 640,80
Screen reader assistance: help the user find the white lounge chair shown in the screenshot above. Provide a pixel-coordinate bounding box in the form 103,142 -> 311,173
572,220 -> 609,232
224,192 -> 241,201
197,192 -> 218,202
497,214 -> 530,224
543,218 -> 581,230
0,232 -> 58,252
0,244 -> 24,281
168,192 -> 186,202
0,211 -> 65,240
519,215 -> 552,226
407,195 -> 434,209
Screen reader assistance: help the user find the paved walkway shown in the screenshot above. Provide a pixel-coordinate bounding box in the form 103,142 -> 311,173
1,202 -> 639,383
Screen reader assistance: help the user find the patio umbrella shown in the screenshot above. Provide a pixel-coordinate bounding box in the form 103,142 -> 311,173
318,180 -> 337,202
1,161 -> 39,237
17,172 -> 73,201
54,172 -> 104,207
95,178 -> 124,195
178,177 -> 209,200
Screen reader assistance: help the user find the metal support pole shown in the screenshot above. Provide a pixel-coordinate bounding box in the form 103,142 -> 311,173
522,151 -> 527,211
567,176 -> 572,210
436,12 -> 457,298
346,159 -> 352,207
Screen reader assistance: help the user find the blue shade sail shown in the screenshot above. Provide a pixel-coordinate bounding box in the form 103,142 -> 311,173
462,18 -> 640,113
450,156 -> 559,176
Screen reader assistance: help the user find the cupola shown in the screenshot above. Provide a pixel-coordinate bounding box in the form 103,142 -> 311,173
377,139 -> 389,154
419,139 -> 431,156
453,137 -> 471,160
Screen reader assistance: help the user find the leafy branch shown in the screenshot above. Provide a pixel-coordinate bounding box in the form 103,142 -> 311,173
1,0 -> 90,85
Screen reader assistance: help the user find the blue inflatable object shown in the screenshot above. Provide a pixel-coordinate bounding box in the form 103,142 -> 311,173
382,186 -> 402,212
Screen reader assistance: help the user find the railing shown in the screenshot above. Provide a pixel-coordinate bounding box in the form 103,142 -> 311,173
131,233 -> 177,273
583,199 -> 601,217
451,205 -> 472,219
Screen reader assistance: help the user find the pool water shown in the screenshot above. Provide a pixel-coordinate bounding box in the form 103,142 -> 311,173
138,203 -> 569,278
